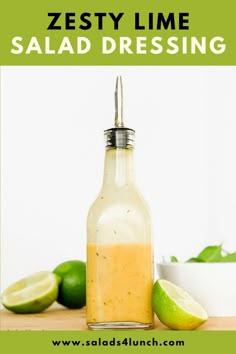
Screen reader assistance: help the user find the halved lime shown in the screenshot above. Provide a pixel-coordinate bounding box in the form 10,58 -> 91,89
152,279 -> 208,330
2,271 -> 61,314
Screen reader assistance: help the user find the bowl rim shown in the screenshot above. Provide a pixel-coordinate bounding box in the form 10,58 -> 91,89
156,262 -> 236,266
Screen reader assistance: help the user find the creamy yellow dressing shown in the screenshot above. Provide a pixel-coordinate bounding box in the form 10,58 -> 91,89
86,243 -> 153,324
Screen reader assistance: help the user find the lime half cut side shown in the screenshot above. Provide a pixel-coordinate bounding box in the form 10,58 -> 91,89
152,279 -> 208,330
2,271 -> 61,314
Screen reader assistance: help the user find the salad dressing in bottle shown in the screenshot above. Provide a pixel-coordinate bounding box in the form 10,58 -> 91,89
86,77 -> 153,329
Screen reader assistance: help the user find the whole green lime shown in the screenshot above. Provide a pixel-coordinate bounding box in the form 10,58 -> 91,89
53,260 -> 86,309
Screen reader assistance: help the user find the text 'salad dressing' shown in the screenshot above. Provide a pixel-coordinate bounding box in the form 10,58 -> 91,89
86,77 -> 153,329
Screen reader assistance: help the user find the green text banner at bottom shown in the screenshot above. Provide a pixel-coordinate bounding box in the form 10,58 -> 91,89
0,330 -> 236,354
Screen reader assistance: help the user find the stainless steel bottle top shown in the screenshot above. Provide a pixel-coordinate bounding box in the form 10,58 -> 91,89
104,76 -> 135,149
104,127 -> 135,149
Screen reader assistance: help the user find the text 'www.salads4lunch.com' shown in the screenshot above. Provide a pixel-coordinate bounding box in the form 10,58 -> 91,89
51,337 -> 185,347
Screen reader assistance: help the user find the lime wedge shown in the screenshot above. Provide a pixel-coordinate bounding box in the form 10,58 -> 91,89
2,271 -> 61,314
152,279 -> 208,330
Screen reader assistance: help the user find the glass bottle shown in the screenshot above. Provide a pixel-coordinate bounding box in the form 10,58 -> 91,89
86,77 -> 153,329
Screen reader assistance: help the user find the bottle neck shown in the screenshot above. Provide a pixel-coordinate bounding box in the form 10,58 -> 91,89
102,148 -> 135,187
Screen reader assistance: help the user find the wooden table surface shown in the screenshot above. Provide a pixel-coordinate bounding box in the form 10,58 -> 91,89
1,305 -> 236,330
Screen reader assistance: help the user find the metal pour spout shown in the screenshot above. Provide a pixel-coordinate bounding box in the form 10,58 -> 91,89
115,76 -> 124,128
104,76 -> 135,149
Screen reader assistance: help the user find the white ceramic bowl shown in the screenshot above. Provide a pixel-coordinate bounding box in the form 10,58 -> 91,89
156,262 -> 236,317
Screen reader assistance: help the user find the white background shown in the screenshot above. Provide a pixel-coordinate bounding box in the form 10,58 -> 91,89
1,66 -> 236,290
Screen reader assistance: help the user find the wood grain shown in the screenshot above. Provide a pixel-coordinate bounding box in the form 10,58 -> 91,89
1,305 -> 236,331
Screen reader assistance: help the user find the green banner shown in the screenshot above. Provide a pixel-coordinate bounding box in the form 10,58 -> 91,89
0,0 -> 235,65
0,330 -> 236,354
